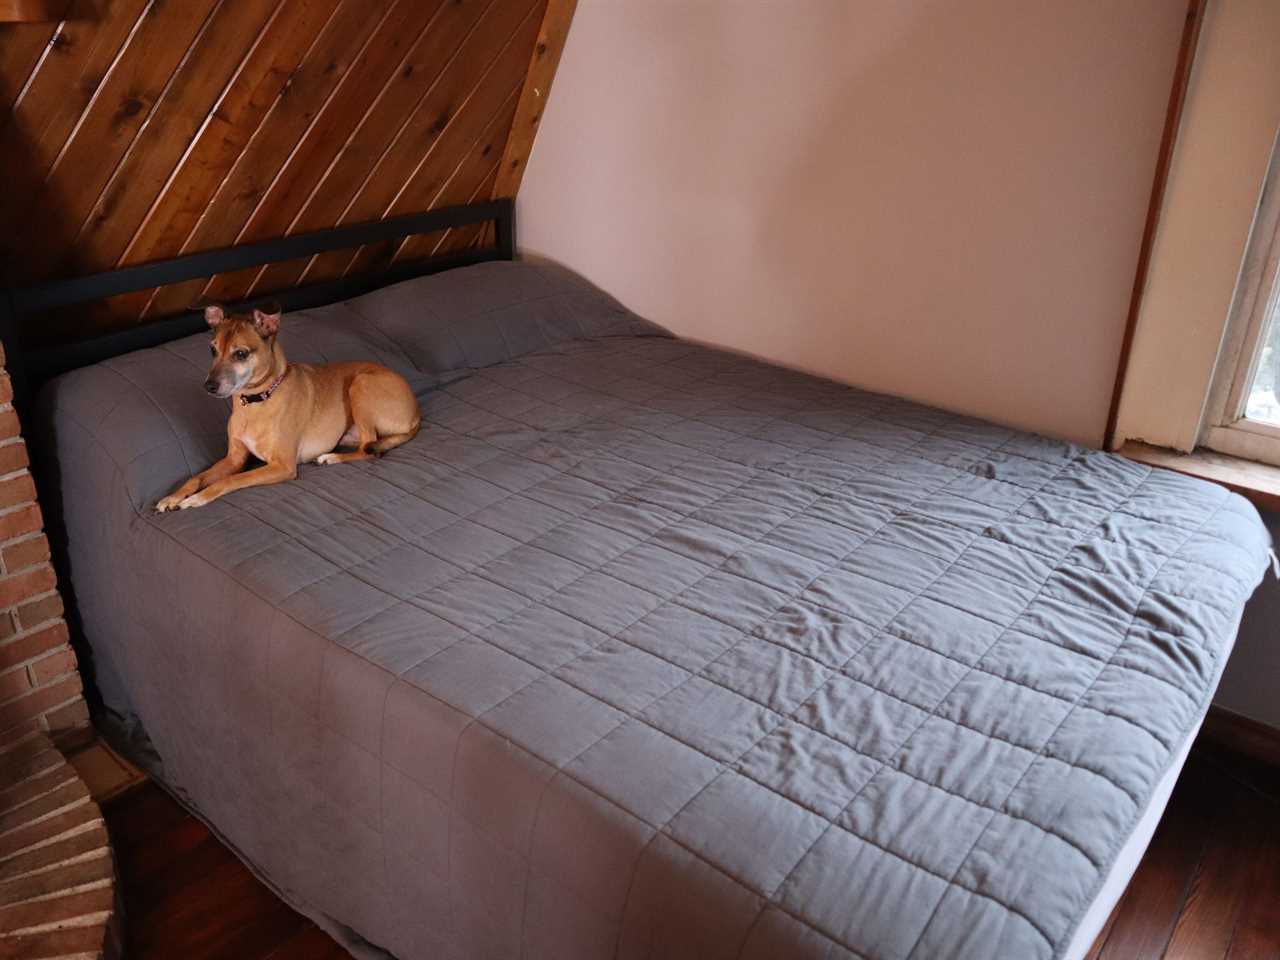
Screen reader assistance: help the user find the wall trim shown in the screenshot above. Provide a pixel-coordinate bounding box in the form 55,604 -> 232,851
1200,704 -> 1280,769
1104,0 -> 1207,449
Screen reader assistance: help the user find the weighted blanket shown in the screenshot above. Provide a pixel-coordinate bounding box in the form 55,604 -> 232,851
39,261 -> 1272,959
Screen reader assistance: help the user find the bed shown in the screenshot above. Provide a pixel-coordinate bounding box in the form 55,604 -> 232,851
14,204 -> 1273,960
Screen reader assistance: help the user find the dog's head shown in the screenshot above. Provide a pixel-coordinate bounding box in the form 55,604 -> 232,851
202,304 -> 281,398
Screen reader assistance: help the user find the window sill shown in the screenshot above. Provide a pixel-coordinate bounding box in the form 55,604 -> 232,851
1119,442 -> 1280,515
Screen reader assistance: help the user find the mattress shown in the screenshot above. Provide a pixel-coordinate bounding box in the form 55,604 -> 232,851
38,261 -> 1273,960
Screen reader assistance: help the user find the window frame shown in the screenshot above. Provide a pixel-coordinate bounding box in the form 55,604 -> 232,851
1201,129 -> 1280,468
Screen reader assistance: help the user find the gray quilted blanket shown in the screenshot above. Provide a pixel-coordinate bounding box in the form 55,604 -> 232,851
39,262 -> 1271,960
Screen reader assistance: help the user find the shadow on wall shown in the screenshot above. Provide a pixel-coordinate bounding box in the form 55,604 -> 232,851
519,0 -> 1185,446
752,0 -> 1166,447
1215,509 -> 1280,728
0,63 -> 86,287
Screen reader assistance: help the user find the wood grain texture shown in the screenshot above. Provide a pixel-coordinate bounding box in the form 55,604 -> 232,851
0,0 -> 66,22
1104,0 -> 1209,448
0,0 -> 574,342
1120,441 -> 1280,514
492,0 -> 576,200
1087,747 -> 1280,960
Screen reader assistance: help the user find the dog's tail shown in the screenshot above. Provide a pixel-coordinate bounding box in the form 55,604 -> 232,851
370,419 -> 421,457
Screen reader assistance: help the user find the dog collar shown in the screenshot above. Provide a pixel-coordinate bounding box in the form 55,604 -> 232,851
240,366 -> 289,406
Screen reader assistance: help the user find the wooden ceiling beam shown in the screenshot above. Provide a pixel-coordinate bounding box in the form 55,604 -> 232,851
492,0 -> 577,201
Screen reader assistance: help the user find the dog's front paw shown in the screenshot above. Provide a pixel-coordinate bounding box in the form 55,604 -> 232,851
155,494 -> 185,513
177,491 -> 212,510
316,453 -> 342,465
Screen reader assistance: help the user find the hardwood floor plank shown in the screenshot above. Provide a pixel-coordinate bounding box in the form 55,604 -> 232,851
1083,903 -> 1122,960
261,924 -> 351,960
1089,750 -> 1213,959
1163,774 -> 1271,959
1224,784 -> 1280,959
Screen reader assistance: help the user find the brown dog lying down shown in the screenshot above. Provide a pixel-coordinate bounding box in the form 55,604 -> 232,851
156,304 -> 420,512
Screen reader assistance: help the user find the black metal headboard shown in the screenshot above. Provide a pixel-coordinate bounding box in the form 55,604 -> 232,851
0,198 -> 515,411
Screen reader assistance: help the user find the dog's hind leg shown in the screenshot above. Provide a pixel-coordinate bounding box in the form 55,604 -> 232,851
369,419 -> 420,456
318,374 -> 419,465
316,418 -> 377,464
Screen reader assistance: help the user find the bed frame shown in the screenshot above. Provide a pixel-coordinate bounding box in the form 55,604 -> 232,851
0,198 -> 515,413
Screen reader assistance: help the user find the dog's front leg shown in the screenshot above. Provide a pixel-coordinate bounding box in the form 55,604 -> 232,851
156,441 -> 249,512
174,460 -> 297,509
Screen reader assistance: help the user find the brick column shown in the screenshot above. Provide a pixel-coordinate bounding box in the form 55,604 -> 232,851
0,343 -> 89,752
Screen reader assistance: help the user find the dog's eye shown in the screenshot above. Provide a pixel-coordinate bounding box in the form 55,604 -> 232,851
233,349 -> 250,361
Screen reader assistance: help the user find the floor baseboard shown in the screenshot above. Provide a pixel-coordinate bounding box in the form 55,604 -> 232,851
1199,705 -> 1280,769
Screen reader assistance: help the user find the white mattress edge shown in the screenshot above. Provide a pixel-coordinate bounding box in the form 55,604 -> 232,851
1061,609 -> 1244,960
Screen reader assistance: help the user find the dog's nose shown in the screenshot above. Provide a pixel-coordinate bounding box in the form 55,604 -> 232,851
204,378 -> 220,395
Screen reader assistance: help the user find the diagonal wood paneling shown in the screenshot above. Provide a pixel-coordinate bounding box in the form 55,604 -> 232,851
0,0 -> 576,343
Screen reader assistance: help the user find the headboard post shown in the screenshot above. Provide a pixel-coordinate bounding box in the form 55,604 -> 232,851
497,199 -> 516,262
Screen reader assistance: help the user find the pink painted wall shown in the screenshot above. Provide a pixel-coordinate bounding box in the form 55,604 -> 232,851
518,0 -> 1188,446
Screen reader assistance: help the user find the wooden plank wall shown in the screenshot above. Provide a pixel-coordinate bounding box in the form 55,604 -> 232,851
0,0 -> 576,340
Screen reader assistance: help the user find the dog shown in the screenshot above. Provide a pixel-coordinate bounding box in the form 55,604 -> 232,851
156,303 -> 420,511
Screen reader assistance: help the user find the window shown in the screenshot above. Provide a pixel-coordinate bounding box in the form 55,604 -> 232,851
1202,132 -> 1280,467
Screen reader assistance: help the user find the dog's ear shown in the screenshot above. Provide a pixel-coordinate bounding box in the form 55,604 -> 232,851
251,304 -> 282,338
204,304 -> 226,327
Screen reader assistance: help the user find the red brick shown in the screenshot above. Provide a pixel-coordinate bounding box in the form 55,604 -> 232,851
0,472 -> 35,509
0,888 -> 114,939
0,757 -> 76,808
0,675 -> 81,733
0,727 -> 51,768
0,664 -> 29,702
0,611 -> 13,641
0,622 -> 69,670
0,565 -> 56,610
0,928 -> 108,958
0,341 -> 7,367
28,647 -> 77,686
0,717 -> 40,748
0,408 -> 18,442
0,845 -> 104,904
0,375 -> 12,406
50,720 -> 93,752
0,504 -> 41,542
43,696 -> 90,731
15,593 -> 62,631
0,794 -> 96,859
2,534 -> 49,574
0,441 -> 28,475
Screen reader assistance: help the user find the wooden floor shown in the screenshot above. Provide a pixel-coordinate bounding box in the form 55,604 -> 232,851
101,741 -> 1280,960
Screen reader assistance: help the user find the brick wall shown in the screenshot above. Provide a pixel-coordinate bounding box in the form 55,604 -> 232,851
0,343 -> 88,752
